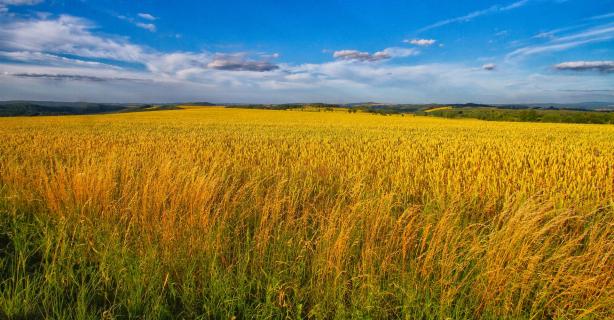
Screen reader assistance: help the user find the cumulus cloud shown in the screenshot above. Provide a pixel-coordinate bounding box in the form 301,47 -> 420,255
0,13 -> 284,79
333,50 -> 388,62
0,15 -> 146,62
137,13 -> 156,20
404,39 -> 436,46
554,61 -> 614,73
482,63 -> 496,70
333,47 -> 418,62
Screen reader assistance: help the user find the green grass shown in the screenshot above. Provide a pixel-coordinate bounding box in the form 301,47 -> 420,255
2,194 -> 611,319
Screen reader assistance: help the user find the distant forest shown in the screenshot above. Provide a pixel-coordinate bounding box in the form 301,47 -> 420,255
0,101 -> 188,116
420,107 -> 614,124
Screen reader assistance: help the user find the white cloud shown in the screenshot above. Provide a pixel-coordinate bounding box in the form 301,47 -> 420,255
144,52 -> 209,75
587,12 -> 614,21
0,50 -> 122,69
0,0 -> 42,4
554,61 -> 614,73
0,14 -> 284,79
482,63 -> 496,70
404,39 -> 436,46
0,0 -> 42,13
502,0 -> 529,10
117,14 -> 157,32
333,50 -> 388,62
333,47 -> 418,62
136,22 -> 156,32
507,23 -> 614,60
534,31 -> 555,39
8,72 -> 142,82
379,47 -> 419,58
137,13 -> 156,20
553,24 -> 614,43
419,0 -> 530,32
0,15 -> 146,61
2,55 -> 613,103
207,58 -> 279,72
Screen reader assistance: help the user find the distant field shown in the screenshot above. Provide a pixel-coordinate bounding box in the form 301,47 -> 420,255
424,106 -> 453,112
423,106 -> 614,124
1,108 -> 613,319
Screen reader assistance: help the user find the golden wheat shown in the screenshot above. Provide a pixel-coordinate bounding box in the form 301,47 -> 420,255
0,107 -> 612,318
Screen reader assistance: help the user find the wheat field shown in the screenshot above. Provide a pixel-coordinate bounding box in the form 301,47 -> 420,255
0,107 -> 612,319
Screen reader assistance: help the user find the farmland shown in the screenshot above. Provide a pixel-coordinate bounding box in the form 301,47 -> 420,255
0,107 -> 613,319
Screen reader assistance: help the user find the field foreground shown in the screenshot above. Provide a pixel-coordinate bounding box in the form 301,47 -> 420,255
0,107 -> 613,319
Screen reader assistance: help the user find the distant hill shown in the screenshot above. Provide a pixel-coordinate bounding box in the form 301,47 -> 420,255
2,100 -> 612,117
496,102 -> 614,111
0,101 -> 214,116
0,101 -> 128,116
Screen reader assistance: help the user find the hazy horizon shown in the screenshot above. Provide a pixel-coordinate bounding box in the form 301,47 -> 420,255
1,99 -> 614,106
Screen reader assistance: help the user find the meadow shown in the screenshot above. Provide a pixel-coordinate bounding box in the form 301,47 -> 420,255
0,107 -> 612,319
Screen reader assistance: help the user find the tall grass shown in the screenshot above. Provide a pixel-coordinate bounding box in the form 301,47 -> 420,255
0,107 -> 612,319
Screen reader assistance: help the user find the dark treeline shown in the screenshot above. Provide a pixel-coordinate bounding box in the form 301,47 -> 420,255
422,108 -> 614,124
0,101 -> 180,116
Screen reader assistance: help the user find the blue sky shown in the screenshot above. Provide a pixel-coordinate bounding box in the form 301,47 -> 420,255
0,0 -> 612,103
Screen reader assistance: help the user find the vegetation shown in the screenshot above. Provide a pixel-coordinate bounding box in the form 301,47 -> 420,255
229,103 -> 614,123
0,107 -> 613,319
226,103 -> 425,114
421,107 -> 614,124
0,101 -> 186,116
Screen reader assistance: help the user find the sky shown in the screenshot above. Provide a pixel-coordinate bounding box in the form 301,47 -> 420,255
0,0 -> 612,104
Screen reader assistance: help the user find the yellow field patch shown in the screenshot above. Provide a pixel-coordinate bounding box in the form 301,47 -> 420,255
424,106 -> 453,112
